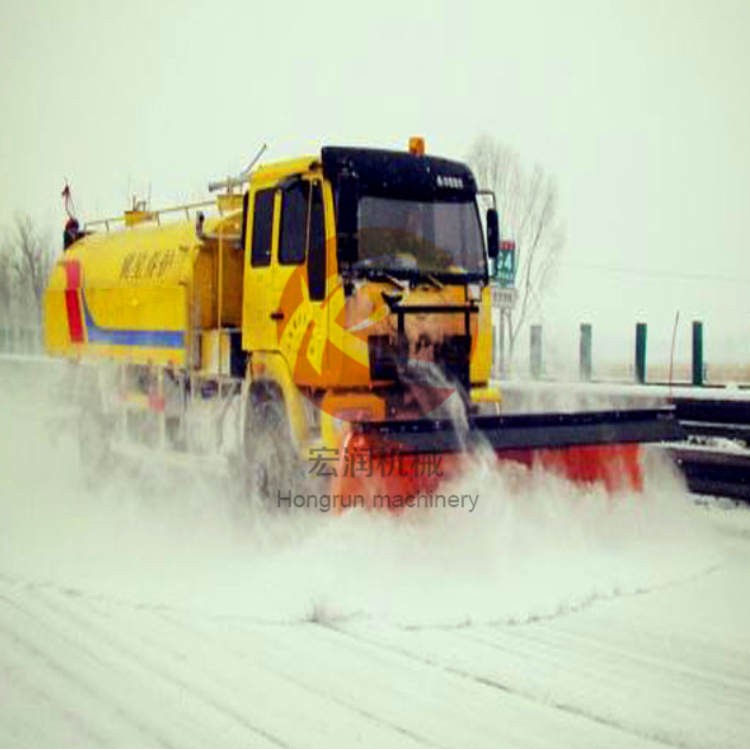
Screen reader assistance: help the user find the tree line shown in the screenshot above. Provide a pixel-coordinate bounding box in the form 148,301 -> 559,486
0,215 -> 55,329
466,134 -> 564,365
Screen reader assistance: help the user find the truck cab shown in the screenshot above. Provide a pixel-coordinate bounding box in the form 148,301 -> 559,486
241,143 -> 501,459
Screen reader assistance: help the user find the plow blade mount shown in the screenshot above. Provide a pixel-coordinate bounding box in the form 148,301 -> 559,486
332,407 -> 684,511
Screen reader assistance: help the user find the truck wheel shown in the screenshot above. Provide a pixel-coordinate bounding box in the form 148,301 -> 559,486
243,388 -> 299,509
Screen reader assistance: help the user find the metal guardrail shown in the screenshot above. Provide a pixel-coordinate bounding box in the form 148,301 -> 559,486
669,447 -> 750,502
670,397 -> 750,502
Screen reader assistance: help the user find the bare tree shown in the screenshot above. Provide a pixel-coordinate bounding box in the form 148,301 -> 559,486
8,214 -> 54,321
0,244 -> 13,327
467,134 -> 564,366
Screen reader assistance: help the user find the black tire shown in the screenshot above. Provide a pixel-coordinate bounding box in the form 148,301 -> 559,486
242,386 -> 301,509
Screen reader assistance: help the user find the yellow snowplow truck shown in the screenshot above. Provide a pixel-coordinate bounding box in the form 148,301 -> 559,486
44,139 -> 682,510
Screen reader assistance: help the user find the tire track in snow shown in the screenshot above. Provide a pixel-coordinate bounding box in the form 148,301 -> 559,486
529,620 -> 750,705
19,584 -> 424,747
254,617 -> 657,747
153,610 -> 431,747
36,584 -> 647,747
0,593 -> 168,747
0,643 -> 109,747
0,585 -> 283,747
452,625 -> 698,747
502,619 -> 750,745
325,621 -> 670,748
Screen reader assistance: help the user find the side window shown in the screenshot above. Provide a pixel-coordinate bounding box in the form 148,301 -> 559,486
240,191 -> 249,251
279,182 -> 307,265
251,189 -> 274,267
308,182 -> 326,301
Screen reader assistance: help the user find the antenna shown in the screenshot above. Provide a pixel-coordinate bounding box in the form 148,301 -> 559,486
241,142 -> 268,177
61,179 -> 77,219
208,142 -> 268,193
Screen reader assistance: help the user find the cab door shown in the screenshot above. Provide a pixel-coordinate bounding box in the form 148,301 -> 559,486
243,176 -> 329,380
303,179 -> 328,384
273,178 -> 329,385
243,185 -> 278,351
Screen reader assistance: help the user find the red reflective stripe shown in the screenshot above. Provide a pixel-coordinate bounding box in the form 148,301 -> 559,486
63,260 -> 84,343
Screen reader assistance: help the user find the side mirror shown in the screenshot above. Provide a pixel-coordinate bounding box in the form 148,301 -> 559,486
486,208 -> 500,260
337,173 -> 359,265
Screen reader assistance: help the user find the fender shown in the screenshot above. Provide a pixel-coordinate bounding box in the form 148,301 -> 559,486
244,351 -> 310,451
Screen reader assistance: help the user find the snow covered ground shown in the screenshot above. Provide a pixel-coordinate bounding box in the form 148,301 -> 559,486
2,360 -> 750,747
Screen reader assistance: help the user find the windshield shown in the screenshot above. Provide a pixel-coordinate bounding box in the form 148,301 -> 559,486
355,196 -> 486,278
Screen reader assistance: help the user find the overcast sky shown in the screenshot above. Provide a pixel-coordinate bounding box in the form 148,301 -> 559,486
1,0 -> 748,368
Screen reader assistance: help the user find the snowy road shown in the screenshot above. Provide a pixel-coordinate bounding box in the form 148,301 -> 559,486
2,361 -> 750,747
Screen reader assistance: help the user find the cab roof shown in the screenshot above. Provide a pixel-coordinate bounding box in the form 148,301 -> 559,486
249,146 -> 477,201
321,146 -> 477,201
251,155 -> 319,185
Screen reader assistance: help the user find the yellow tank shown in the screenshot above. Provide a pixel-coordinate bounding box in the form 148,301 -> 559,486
44,206 -> 243,369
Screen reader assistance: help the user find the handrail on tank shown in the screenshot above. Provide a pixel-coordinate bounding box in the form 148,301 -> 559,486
84,198 -> 226,232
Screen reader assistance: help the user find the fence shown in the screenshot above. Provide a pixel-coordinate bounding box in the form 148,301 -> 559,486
501,320 -> 749,388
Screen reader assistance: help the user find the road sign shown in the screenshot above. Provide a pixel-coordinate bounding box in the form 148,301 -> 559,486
491,285 -> 518,310
496,240 -> 516,287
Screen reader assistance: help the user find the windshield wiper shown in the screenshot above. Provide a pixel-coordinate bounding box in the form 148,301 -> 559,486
352,266 -> 408,291
416,271 -> 444,290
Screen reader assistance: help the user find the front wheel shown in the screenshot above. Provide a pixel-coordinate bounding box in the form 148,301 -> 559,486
241,387 -> 302,509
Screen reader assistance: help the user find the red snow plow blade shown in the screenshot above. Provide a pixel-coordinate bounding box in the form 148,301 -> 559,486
331,407 -> 684,512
